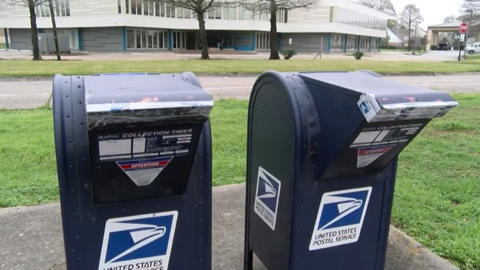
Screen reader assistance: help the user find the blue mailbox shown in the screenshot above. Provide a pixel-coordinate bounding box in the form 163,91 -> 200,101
52,72 -> 213,270
243,70 -> 458,270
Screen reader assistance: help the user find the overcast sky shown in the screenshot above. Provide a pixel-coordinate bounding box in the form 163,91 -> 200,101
390,0 -> 464,28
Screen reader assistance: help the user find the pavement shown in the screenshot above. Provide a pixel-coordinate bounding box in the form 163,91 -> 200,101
0,74 -> 480,109
0,184 -> 459,270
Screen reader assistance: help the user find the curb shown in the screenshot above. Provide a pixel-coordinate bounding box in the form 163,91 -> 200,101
387,226 -> 459,270
0,72 -> 479,81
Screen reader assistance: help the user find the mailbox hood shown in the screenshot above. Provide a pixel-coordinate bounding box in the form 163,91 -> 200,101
83,74 -> 213,130
299,71 -> 459,123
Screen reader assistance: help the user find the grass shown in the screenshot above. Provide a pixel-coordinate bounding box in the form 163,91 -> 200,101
465,54 -> 480,60
0,100 -> 248,207
392,93 -> 480,270
380,48 -> 410,52
1,58 -> 480,76
0,95 -> 479,269
0,43 -> 5,49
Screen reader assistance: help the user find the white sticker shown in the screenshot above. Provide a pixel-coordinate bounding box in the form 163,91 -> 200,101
309,187 -> 372,250
99,139 -> 132,156
116,157 -> 173,186
357,94 -> 382,122
99,211 -> 178,270
357,95 -> 458,123
357,145 -> 393,168
254,167 -> 282,231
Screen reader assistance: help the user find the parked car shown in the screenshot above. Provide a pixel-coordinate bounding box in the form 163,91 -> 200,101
466,43 -> 480,54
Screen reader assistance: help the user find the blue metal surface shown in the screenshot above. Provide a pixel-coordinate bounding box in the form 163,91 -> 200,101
327,34 -> 331,52
78,29 -> 82,51
53,72 -> 212,270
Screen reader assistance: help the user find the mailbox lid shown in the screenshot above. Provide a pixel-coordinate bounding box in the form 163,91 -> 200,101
300,72 -> 458,122
83,75 -> 213,129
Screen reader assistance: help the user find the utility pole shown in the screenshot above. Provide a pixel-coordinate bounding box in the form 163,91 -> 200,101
414,21 -> 419,52
48,0 -> 61,61
463,9 -> 473,57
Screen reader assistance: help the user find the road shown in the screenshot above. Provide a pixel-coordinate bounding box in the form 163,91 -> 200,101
0,74 -> 479,109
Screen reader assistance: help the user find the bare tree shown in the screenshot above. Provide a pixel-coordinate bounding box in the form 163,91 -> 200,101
387,18 -> 400,29
358,0 -> 396,17
399,4 -> 423,51
164,0 -> 222,59
242,0 -> 316,60
0,0 -> 49,60
443,15 -> 458,24
459,0 -> 480,22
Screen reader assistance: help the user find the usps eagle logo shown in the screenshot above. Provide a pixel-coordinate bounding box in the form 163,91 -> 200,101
254,167 -> 282,231
98,211 -> 178,270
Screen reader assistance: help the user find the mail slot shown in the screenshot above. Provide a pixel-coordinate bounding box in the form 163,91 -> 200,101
243,70 -> 458,270
53,72 -> 213,270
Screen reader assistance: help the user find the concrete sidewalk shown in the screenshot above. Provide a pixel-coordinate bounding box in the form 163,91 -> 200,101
0,184 -> 458,270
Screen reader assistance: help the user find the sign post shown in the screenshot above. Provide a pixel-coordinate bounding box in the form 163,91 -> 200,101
458,22 -> 468,61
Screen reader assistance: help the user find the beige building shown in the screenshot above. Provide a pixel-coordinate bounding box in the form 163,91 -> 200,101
426,21 -> 479,51
0,0 -> 388,53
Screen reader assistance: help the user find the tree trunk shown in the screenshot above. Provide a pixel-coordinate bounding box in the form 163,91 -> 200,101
407,21 -> 412,51
28,0 -> 42,60
197,12 -> 210,60
48,0 -> 61,61
269,2 -> 280,60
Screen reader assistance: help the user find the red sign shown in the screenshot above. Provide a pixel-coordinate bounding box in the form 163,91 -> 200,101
460,22 -> 468,33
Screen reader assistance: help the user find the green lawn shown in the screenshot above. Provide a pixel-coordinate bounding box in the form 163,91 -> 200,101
466,54 -> 480,60
1,58 -> 480,76
0,96 -> 479,269
380,48 -> 410,52
0,43 -> 5,49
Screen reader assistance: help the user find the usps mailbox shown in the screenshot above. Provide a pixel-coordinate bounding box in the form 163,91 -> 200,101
243,70 -> 458,270
52,72 -> 213,270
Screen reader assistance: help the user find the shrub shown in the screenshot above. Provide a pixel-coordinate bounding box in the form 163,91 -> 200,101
353,51 -> 364,60
280,49 -> 297,60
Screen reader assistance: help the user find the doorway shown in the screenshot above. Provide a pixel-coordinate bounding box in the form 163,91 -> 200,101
186,32 -> 196,50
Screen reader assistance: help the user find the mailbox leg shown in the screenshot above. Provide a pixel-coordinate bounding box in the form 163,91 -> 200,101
244,249 -> 253,270
244,176 -> 253,270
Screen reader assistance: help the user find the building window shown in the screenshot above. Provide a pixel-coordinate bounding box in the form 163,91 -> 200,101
330,34 -> 345,51
172,31 -> 186,49
359,36 -> 369,51
35,0 -> 70,17
222,2 -> 236,20
256,33 -> 270,50
346,36 -> 357,51
69,30 -> 79,49
334,7 -> 386,31
370,38 -> 378,51
277,9 -> 286,23
127,29 -> 169,49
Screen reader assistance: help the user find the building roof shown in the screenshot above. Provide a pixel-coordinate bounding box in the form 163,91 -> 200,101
429,21 -> 463,28
387,28 -> 402,43
392,28 -> 408,37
